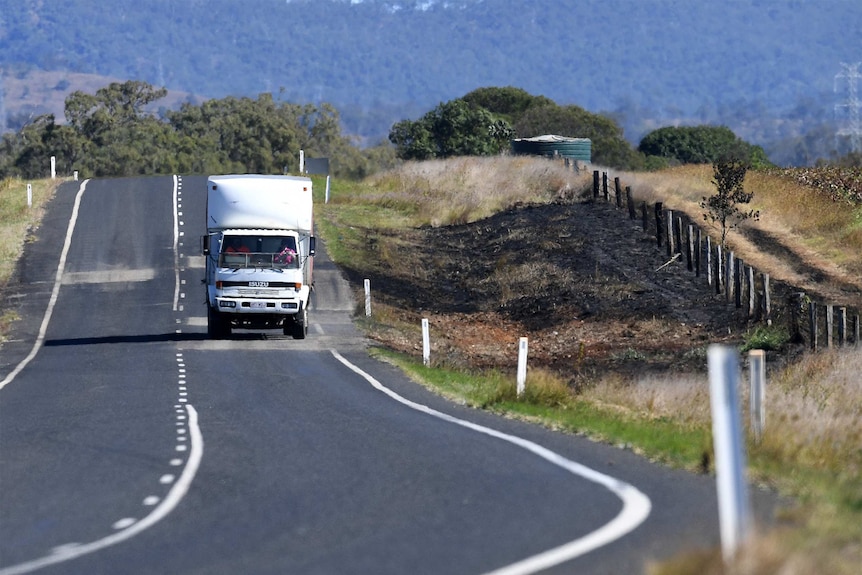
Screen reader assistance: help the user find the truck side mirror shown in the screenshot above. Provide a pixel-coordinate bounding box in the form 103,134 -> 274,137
202,235 -> 210,256
309,236 -> 316,256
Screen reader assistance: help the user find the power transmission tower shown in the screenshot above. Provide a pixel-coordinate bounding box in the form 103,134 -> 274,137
834,62 -> 862,153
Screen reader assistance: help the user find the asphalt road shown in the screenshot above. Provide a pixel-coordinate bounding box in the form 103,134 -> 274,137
1,176 -> 776,574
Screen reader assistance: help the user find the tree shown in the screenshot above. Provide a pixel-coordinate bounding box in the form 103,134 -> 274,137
461,86 -> 554,125
389,99 -> 511,160
639,125 -> 769,168
701,153 -> 760,247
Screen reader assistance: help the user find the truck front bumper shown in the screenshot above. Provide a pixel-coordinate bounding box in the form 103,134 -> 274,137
215,297 -> 301,315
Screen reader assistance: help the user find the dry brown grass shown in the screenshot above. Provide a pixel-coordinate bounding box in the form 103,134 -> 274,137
763,349 -> 862,474
585,348 -> 862,575
0,177 -> 59,287
615,164 -> 862,305
363,156 -> 591,226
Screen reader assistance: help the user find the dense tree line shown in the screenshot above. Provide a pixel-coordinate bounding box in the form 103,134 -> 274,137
638,126 -> 770,169
388,87 -> 768,170
0,81 -> 396,180
5,81 -> 833,181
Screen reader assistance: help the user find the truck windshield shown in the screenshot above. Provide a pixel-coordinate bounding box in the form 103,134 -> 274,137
219,236 -> 298,269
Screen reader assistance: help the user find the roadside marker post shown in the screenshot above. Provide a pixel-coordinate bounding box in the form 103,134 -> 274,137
50,156 -> 56,179
749,350 -> 766,444
516,337 -> 528,397
325,175 -> 331,204
708,345 -> 753,563
421,318 -> 430,366
27,183 -> 32,208
364,279 -> 371,317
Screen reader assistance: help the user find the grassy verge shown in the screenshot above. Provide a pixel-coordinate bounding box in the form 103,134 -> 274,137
318,158 -> 862,574
0,177 -> 61,341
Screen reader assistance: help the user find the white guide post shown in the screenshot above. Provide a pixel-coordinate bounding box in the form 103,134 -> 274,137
707,345 -> 752,563
73,170 -> 79,181
421,318 -> 430,367
516,337 -> 528,397
27,183 -> 32,208
364,278 -> 371,317
325,175 -> 331,204
50,156 -> 56,179
749,350 -> 766,443
299,150 -> 305,174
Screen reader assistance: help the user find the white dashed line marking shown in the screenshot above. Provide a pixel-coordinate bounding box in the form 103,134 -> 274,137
112,518 -> 136,530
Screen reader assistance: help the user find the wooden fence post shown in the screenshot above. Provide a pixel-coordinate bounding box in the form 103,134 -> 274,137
593,170 -> 600,199
706,236 -> 713,285
655,203 -> 663,247
762,273 -> 771,325
614,177 -> 623,208
734,257 -> 743,309
686,225 -> 694,272
674,216 -> 683,256
715,244 -> 723,295
603,172 -> 609,201
837,307 -> 846,346
747,266 -> 755,318
696,228 -> 702,277
854,314 -> 860,348
725,251 -> 734,304
826,304 -> 834,348
627,187 -> 636,220
666,210 -> 674,257
808,300 -> 817,349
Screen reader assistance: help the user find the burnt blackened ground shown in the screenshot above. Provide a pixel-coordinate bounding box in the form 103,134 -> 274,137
336,197 -> 859,381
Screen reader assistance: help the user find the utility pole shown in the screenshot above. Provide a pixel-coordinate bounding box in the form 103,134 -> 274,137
835,62 -> 862,154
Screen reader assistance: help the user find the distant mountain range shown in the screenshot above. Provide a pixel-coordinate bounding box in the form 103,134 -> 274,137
1,0 -> 861,166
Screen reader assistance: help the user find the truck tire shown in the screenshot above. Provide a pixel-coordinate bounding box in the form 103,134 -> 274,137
207,306 -> 231,339
291,304 -> 308,340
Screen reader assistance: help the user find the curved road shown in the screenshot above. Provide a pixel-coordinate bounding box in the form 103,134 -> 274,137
1,176 -> 772,574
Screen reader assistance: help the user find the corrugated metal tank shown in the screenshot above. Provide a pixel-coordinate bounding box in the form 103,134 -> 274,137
511,135 -> 592,163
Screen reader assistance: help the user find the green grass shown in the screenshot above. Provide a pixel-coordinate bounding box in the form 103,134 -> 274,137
740,325 -> 790,352
317,159 -> 862,574
373,347 -> 712,471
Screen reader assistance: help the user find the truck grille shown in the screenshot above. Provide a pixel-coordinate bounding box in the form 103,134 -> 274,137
236,288 -> 282,297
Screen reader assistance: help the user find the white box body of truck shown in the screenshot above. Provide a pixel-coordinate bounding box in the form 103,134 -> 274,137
204,175 -> 315,339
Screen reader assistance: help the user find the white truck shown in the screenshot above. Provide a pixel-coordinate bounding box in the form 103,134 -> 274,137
203,174 -> 315,339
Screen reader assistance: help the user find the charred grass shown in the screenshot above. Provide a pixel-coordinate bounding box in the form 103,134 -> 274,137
318,157 -> 862,574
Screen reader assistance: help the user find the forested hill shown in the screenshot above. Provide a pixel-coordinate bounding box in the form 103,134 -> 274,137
1,0 -> 861,166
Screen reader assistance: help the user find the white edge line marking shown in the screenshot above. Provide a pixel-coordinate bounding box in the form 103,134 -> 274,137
329,350 -> 652,575
0,404 -> 204,575
172,175 -> 181,312
1,180 -> 89,390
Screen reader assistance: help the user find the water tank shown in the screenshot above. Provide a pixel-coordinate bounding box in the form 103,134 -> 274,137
511,135 -> 591,163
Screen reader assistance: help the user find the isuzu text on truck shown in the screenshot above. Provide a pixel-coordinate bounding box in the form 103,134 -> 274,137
203,175 -> 315,339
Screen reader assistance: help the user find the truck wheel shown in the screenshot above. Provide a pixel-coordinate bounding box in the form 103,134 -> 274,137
292,304 -> 308,340
207,306 -> 231,339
